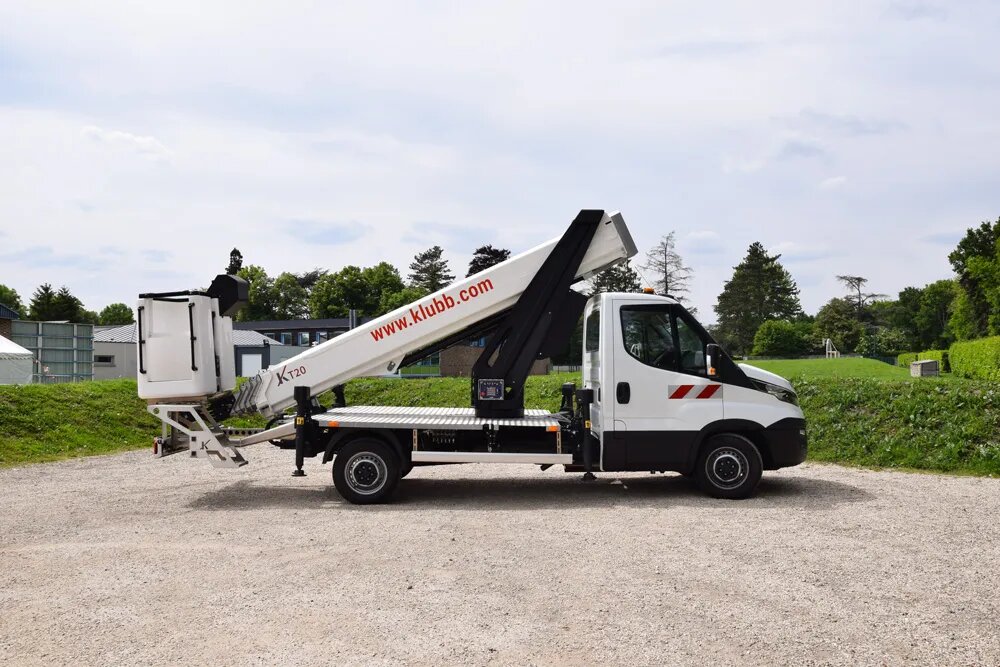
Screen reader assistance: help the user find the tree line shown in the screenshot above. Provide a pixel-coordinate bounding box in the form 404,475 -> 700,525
225,244 -> 515,323
6,215 -> 992,361
0,283 -> 135,326
710,220 -> 1000,359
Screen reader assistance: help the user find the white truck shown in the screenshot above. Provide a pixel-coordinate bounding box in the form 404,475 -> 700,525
137,210 -> 806,504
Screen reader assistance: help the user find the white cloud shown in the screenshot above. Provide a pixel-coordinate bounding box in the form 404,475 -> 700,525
723,156 -> 767,174
820,175 -> 847,190
82,125 -> 172,160
769,241 -> 838,263
683,230 -> 724,254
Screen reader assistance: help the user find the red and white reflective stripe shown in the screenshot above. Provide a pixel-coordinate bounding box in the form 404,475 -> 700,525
669,384 -> 722,399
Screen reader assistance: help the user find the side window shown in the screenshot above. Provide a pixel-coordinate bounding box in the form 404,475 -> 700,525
675,314 -> 707,376
620,306 -> 677,370
585,309 -> 600,352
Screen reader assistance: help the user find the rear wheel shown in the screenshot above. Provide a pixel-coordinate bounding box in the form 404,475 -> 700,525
696,434 -> 762,499
332,438 -> 401,504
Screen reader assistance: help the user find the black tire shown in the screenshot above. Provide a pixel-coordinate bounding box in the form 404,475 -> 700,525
695,433 -> 763,499
400,463 -> 414,478
332,438 -> 401,504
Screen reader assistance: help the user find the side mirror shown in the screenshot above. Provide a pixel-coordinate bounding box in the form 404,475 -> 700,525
706,343 -> 722,378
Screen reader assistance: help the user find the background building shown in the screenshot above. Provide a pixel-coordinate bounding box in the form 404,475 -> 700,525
233,316 -> 365,346
0,303 -> 19,339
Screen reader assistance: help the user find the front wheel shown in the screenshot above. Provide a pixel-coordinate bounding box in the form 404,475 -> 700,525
696,434 -> 762,499
332,438 -> 401,504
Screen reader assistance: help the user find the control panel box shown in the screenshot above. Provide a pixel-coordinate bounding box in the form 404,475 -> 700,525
477,379 -> 504,401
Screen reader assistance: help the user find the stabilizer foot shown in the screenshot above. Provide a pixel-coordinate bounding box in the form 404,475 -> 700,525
292,469 -> 306,477
582,472 -> 597,482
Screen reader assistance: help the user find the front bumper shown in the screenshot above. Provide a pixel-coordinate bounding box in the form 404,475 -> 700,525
762,417 -> 808,469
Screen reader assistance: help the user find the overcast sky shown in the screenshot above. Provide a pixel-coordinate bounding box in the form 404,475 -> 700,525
2,1 -> 999,322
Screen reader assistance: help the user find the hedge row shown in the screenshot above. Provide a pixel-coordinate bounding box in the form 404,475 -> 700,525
949,337 -> 1000,381
896,349 -> 950,372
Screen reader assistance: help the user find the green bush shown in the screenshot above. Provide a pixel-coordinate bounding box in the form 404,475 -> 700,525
950,337 -> 1000,380
794,376 -> 1000,476
897,352 -> 919,367
752,320 -> 812,357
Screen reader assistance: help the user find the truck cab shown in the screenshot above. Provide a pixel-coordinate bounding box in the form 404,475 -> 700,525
584,292 -> 807,496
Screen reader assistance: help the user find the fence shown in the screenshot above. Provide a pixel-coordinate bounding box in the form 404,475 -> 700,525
10,320 -> 94,383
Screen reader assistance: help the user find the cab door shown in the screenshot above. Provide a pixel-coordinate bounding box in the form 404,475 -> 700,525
609,299 -> 722,470
581,300 -> 607,451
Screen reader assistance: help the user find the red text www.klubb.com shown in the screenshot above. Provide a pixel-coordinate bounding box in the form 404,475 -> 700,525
369,278 -> 495,341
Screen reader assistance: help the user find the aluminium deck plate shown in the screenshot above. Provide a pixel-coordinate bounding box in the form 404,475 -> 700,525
311,405 -> 561,431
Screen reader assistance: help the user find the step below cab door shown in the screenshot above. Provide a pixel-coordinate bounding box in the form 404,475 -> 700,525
608,298 -> 722,471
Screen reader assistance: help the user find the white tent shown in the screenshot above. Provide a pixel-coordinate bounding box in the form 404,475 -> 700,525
0,335 -> 34,385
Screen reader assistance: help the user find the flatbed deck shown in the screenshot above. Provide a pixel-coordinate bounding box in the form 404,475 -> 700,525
311,405 -> 562,431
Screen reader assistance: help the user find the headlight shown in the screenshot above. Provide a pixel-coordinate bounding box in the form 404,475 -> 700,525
751,380 -> 799,406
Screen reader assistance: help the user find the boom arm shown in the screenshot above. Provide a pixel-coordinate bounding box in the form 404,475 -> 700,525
136,210 -> 635,417
234,210 -> 635,416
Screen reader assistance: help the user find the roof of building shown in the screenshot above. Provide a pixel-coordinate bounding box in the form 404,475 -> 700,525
94,323 -> 281,346
234,330 -> 282,346
0,303 -> 20,320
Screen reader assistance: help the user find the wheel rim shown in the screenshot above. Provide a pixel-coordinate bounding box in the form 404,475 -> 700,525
345,452 -> 388,495
705,446 -> 749,490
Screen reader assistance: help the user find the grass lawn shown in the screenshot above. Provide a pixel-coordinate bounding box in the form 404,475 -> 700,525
746,357 -> 911,380
0,379 -> 159,467
3,364 -> 998,476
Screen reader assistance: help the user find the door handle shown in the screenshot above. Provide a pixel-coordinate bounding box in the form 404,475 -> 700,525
616,381 -> 631,404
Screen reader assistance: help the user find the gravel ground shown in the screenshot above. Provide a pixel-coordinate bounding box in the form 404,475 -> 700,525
1,448 -> 998,666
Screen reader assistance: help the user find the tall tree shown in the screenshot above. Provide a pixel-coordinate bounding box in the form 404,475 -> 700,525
271,272 -> 310,320
53,287 -> 85,321
948,289 -> 978,341
915,280 -> 958,349
836,275 -> 886,320
295,268 -> 328,292
235,265 -> 277,322
310,266 -> 367,318
0,284 -> 23,315
642,232 -> 691,299
589,259 -> 641,295
379,286 -> 429,314
226,248 -> 244,275
887,286 -> 924,350
713,243 -> 802,355
362,262 -> 405,314
948,217 -> 1000,338
99,303 -> 135,325
814,298 -> 864,353
28,284 -> 58,320
467,245 -> 511,277
408,246 -> 454,292
29,284 -> 87,321
310,262 -> 407,319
